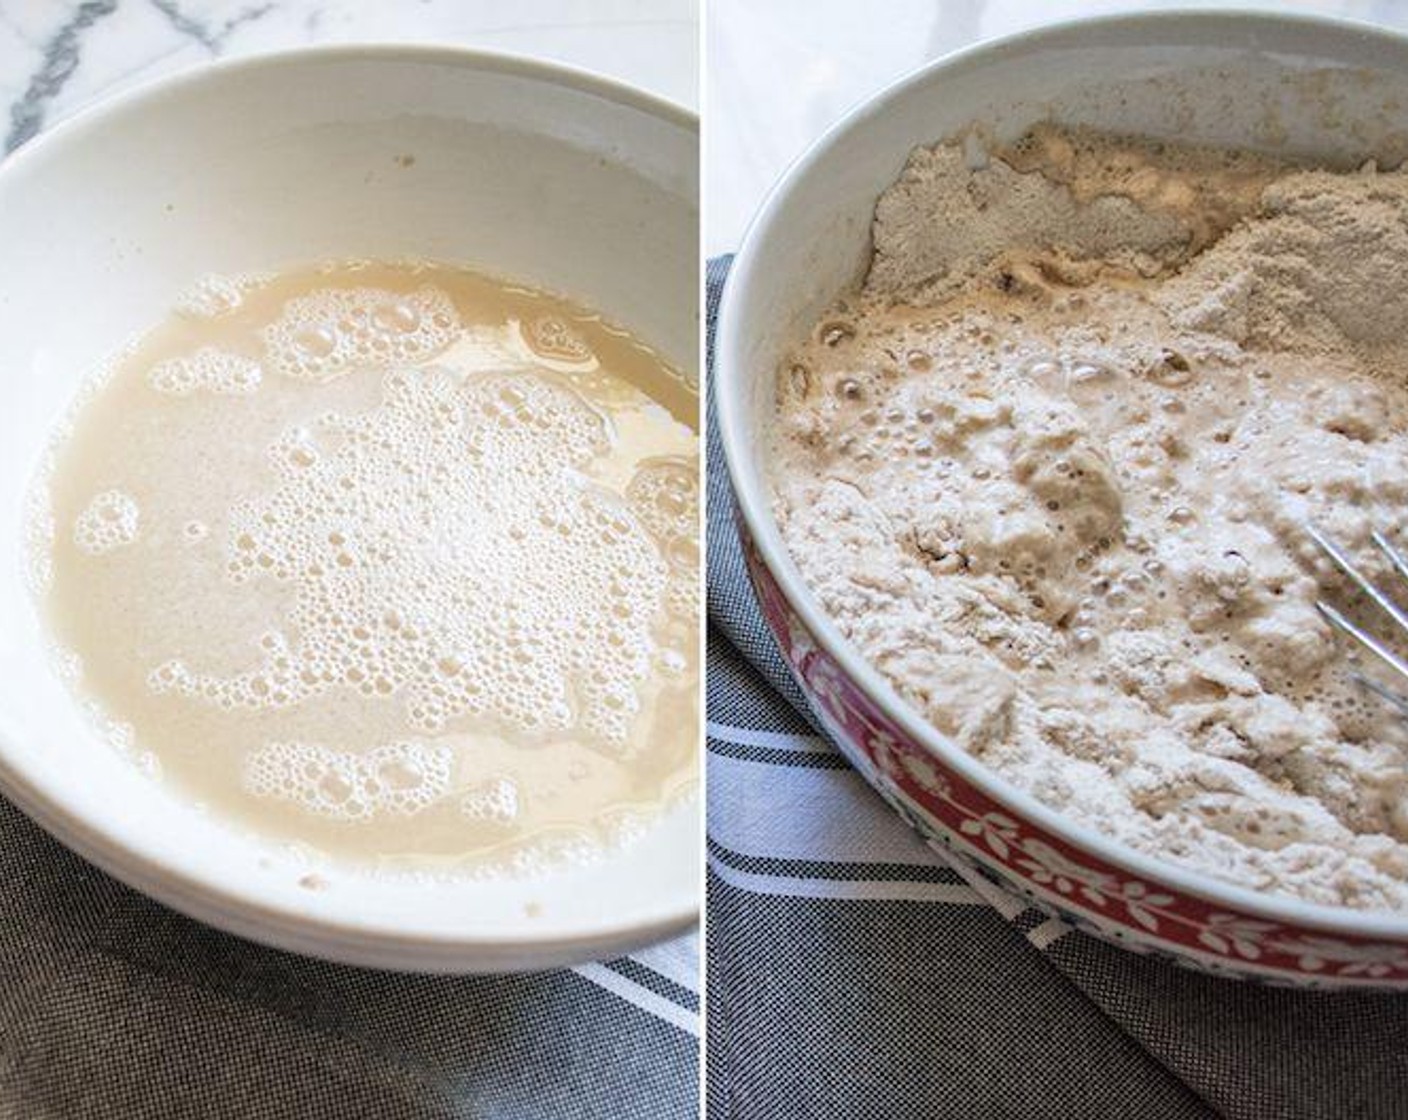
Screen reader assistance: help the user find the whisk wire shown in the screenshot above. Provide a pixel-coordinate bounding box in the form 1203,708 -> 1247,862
1372,528 -> 1408,585
1308,522 -> 1408,699
1315,599 -> 1408,685
1306,522 -> 1408,636
1348,670 -> 1408,718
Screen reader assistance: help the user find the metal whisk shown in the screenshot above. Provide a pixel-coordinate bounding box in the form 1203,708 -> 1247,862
1306,523 -> 1408,715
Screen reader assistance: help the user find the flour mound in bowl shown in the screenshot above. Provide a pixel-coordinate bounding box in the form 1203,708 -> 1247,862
771,124 -> 1408,911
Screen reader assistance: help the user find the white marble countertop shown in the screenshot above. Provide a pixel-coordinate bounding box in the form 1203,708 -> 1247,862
0,0 -> 698,157
706,0 -> 1408,255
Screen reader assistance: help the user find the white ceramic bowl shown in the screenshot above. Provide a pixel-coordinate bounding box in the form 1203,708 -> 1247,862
718,11 -> 1408,987
0,46 -> 699,972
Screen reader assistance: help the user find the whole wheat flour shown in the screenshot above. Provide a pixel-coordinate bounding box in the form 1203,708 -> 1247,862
771,124 -> 1408,911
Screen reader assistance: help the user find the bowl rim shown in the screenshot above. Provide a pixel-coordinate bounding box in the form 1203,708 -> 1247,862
0,42 -> 699,971
717,7 -> 1408,940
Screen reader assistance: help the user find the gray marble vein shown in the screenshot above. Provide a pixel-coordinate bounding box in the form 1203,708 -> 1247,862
6,0 -> 117,153
147,0 -> 273,52
0,0 -> 696,163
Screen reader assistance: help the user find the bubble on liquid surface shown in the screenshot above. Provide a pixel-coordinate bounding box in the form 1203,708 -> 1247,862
461,777 -> 520,825
147,366 -> 670,752
262,286 -> 461,382
1065,361 -> 1122,402
627,457 -> 697,542
24,473 -> 56,593
517,315 -> 598,371
148,347 -> 263,396
173,272 -> 272,320
627,456 -> 700,623
244,740 -> 452,822
74,490 -> 139,555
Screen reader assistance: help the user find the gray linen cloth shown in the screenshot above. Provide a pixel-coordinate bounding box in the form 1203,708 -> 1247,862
705,256 -> 1408,1120
0,790 -> 697,1119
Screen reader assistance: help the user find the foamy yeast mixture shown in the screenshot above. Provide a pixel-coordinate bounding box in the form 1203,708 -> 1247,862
773,125 -> 1408,910
38,262 -> 698,874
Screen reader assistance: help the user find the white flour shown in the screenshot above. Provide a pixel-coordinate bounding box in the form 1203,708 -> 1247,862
772,125 -> 1408,911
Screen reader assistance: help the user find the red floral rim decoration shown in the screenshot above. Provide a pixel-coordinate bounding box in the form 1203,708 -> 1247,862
740,518 -> 1408,986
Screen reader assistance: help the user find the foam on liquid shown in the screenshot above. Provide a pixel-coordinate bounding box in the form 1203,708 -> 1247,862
36,261 -> 699,874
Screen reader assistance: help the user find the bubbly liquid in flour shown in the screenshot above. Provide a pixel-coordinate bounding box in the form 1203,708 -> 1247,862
35,261 -> 699,874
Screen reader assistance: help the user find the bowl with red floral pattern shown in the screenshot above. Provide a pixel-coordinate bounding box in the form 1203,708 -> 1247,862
716,11 -> 1408,987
